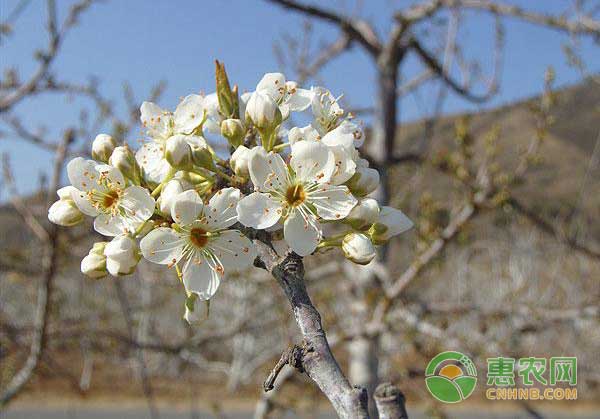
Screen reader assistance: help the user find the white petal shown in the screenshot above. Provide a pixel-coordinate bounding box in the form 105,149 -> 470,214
182,255 -> 221,301
94,164 -> 125,189
202,93 -> 221,134
290,141 -> 335,184
329,145 -> 357,185
93,213 -> 132,236
171,190 -> 204,225
236,192 -> 282,229
256,72 -> 286,101
209,230 -> 257,271
309,184 -> 357,220
57,185 -> 79,200
120,186 -> 155,223
67,157 -> 97,191
174,94 -> 206,134
283,210 -> 321,256
288,125 -> 320,145
135,142 -> 171,185
140,101 -> 171,138
286,87 -> 312,111
206,187 -> 241,230
322,120 -> 363,149
140,227 -> 185,265
248,147 -> 289,192
70,188 -> 99,216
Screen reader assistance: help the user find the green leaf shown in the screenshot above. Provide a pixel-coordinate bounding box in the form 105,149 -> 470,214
425,376 -> 462,403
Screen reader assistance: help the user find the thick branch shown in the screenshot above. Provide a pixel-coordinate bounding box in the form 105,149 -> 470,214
254,241 -> 369,418
373,383 -> 409,419
265,0 -> 382,55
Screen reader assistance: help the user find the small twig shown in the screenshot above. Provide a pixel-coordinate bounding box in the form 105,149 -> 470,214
263,342 -> 308,392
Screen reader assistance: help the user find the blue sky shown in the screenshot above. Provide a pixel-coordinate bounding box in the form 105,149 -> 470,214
1,0 -> 598,197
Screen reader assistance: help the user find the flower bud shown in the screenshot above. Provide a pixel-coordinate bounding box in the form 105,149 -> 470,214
345,198 -> 380,231
342,233 -> 376,265
221,119 -> 245,148
158,179 -> 182,214
104,235 -> 141,276
81,242 -> 108,278
346,167 -> 380,196
230,145 -> 252,177
245,91 -> 282,131
165,135 -> 193,170
187,136 -> 215,171
369,206 -> 413,245
48,186 -> 84,227
109,145 -> 140,182
92,134 -> 116,163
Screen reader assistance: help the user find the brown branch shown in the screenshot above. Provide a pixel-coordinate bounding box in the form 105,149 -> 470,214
253,240 -> 370,418
265,0 -> 382,55
0,129 -> 72,407
373,383 -> 409,419
0,0 -> 96,112
263,343 -> 306,391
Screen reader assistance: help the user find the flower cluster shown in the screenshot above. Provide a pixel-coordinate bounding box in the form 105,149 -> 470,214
48,64 -> 413,321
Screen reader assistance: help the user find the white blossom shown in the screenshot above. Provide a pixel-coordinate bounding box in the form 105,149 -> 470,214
237,142 -> 357,256
66,157 -> 155,236
48,186 -> 84,227
310,86 -> 344,134
104,234 -> 141,276
92,134 -> 116,163
255,72 -> 312,119
81,242 -> 108,278
346,166 -> 380,196
230,145 -> 252,177
245,90 -> 282,130
370,206 -> 413,244
140,188 -> 257,300
346,198 -> 380,230
342,232 -> 376,265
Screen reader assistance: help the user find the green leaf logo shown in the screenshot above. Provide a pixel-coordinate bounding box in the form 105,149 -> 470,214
425,351 -> 477,403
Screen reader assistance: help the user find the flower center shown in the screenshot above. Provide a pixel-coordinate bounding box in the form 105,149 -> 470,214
189,227 -> 209,249
285,184 -> 306,207
102,190 -> 120,210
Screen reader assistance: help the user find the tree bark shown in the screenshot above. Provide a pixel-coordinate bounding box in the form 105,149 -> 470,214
255,242 -> 370,418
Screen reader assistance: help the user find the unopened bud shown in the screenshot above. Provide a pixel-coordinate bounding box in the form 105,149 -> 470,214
81,242 -> 108,278
187,136 -> 215,171
92,134 -> 116,162
230,145 -> 252,177
345,198 -> 380,231
342,233 -> 376,265
109,146 -> 140,182
165,135 -> 193,170
245,91 -> 282,131
48,186 -> 84,227
104,235 -> 140,276
221,119 -> 245,148
346,167 -> 380,196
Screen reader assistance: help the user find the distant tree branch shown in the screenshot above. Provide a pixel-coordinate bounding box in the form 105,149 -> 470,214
265,0 -> 382,55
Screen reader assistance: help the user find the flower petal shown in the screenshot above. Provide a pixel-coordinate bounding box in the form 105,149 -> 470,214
286,86 -> 312,111
140,227 -> 185,265
283,209 -> 321,256
209,230 -> 257,271
94,164 -> 126,189
121,186 -> 155,223
205,187 -> 241,230
93,213 -> 132,236
321,120 -> 363,149
173,94 -> 206,134
236,192 -> 282,229
309,184 -> 357,220
70,188 -> 99,216
135,142 -> 171,185
329,144 -> 357,185
256,72 -> 286,101
171,190 -> 205,226
248,147 -> 289,192
140,101 -> 171,138
67,157 -> 98,192
182,255 -> 221,301
290,141 -> 335,184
